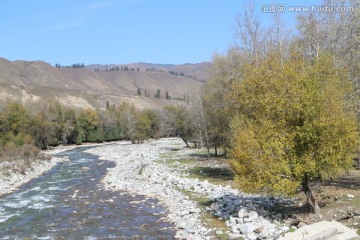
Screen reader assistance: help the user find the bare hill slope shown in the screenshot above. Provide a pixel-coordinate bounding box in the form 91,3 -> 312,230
0,57 -> 210,110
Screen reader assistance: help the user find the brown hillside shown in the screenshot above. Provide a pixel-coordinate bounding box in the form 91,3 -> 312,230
0,57 -> 209,110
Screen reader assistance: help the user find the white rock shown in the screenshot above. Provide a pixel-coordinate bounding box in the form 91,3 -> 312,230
238,208 -> 246,218
228,233 -> 244,240
347,194 -> 355,200
229,216 -> 237,225
281,225 -> 290,232
239,222 -> 256,234
244,210 -> 258,222
247,232 -> 257,240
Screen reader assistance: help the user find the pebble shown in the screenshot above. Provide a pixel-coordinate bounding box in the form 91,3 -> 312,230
347,194 -> 355,200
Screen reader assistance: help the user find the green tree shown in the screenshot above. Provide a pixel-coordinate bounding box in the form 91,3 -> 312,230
32,110 -> 55,150
203,48 -> 246,152
78,109 -> 103,142
229,52 -> 358,213
155,89 -> 161,98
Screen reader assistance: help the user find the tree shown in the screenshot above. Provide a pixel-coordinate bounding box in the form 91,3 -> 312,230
32,110 -> 55,150
295,0 -> 360,119
234,1 -> 267,67
155,89 -> 161,98
78,109 -> 103,142
203,48 -> 246,151
137,88 -> 141,96
160,106 -> 193,147
229,52 -> 358,213
116,102 -> 138,143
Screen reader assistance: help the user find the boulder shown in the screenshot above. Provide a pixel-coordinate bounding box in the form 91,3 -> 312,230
228,233 -> 245,240
280,221 -> 358,240
244,210 -> 258,222
239,222 -> 256,234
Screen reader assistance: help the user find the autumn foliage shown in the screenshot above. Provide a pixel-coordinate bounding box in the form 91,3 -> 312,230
228,52 -> 358,212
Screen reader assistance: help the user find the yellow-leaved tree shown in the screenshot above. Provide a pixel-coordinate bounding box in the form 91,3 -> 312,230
230,51 -> 359,213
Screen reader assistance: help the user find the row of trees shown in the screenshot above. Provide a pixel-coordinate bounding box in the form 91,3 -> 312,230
0,100 -> 199,162
54,63 -> 85,69
94,66 -> 140,72
194,0 -> 359,213
137,88 -> 190,103
168,70 -> 195,79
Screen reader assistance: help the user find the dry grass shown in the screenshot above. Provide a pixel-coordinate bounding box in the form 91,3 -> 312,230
0,143 -> 49,176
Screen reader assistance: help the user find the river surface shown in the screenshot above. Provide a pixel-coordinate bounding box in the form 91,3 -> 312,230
0,146 -> 175,239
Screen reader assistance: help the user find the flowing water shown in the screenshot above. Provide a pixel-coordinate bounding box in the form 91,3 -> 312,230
0,146 -> 175,239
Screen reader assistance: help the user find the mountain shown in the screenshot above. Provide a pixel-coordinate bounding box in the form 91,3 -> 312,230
86,62 -> 211,82
0,57 -> 211,110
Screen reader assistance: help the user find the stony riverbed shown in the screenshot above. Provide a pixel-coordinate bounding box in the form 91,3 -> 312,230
1,138 -> 357,239
86,138 -> 302,239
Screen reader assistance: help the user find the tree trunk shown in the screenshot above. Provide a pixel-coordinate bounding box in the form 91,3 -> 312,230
214,146 -> 218,156
176,130 -> 190,147
302,173 -> 321,214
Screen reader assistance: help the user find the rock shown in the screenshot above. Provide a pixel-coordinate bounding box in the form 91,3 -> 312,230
239,222 -> 256,234
327,231 -> 360,240
347,194 -> 355,200
178,222 -> 187,229
297,222 -> 307,228
231,225 -> 240,233
210,202 -> 220,211
215,230 -> 223,235
259,228 -> 270,239
281,225 -> 290,232
247,232 -> 257,240
228,233 -> 244,240
238,208 -> 246,219
81,167 -> 89,171
244,210 -> 258,222
229,216 -> 237,225
279,221 -> 353,240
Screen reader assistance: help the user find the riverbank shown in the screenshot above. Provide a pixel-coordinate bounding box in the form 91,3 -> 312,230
0,142 -> 110,198
86,138 -> 300,239
0,155 -> 63,198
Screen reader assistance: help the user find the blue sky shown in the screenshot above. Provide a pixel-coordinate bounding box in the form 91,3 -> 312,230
0,0 -> 321,65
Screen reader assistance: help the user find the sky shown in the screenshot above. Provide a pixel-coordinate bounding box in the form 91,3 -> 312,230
0,0 -> 323,65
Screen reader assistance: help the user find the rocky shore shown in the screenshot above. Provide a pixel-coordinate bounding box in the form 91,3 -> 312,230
0,143 -> 98,198
0,149 -> 68,198
86,138 -> 305,239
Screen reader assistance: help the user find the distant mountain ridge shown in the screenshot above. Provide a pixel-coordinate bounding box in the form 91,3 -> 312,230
86,61 -> 211,81
0,57 -> 211,110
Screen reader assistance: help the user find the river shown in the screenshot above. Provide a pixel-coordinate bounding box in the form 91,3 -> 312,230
0,146 -> 175,239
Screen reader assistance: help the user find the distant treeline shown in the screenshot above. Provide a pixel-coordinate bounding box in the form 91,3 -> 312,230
168,70 -> 195,79
0,100 -> 202,166
137,88 -> 190,103
92,66 -> 198,80
94,66 -> 140,72
54,63 -> 85,69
